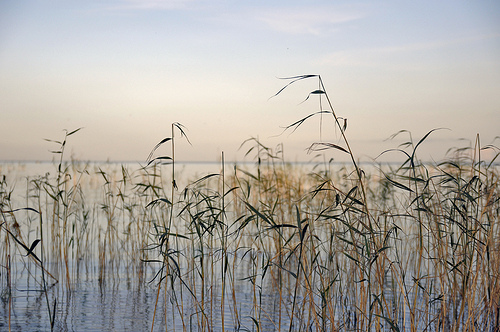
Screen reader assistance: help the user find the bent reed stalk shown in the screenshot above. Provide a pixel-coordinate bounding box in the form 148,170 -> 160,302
0,76 -> 499,331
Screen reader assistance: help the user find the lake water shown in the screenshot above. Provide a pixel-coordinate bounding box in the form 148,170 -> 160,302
1,160 -> 498,331
0,161 -> 324,331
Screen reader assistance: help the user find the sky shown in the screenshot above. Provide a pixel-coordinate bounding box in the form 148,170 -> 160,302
1,0 -> 499,163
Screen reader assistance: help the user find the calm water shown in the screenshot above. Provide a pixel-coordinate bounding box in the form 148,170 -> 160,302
3,258 -> 279,331
1,161 -> 498,331
0,161 -> 317,331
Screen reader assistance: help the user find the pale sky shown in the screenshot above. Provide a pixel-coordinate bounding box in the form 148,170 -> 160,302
1,1 -> 499,163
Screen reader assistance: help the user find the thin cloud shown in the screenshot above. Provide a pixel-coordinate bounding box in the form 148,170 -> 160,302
375,34 -> 500,54
318,33 -> 500,67
256,7 -> 365,35
103,0 -> 199,11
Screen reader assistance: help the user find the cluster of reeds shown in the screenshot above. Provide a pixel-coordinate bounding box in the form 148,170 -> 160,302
139,76 -> 499,331
1,75 -> 499,331
0,130 -> 164,330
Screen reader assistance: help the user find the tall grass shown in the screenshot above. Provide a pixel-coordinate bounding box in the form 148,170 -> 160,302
1,76 -> 499,331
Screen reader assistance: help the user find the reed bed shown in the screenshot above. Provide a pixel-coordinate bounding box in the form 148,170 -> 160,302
1,75 -> 499,331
